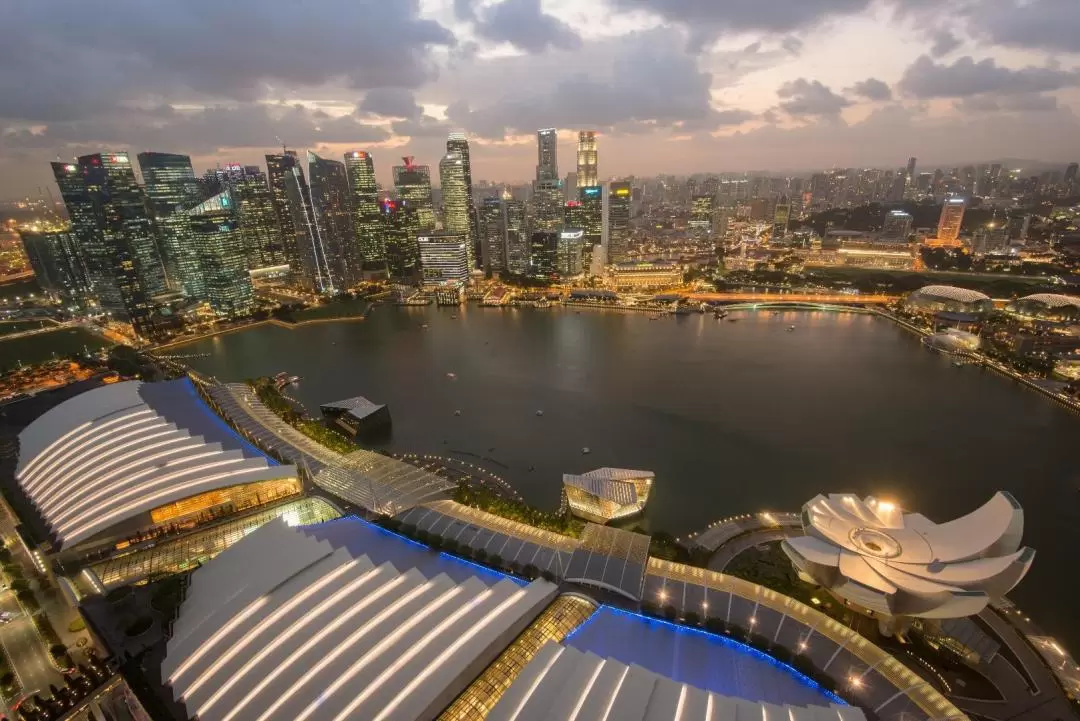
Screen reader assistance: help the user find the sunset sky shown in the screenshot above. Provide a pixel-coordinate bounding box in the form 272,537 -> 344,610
3,0 -> 1080,198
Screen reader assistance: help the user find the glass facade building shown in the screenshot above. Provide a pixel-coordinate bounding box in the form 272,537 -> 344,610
528,231 -> 558,279
504,199 -> 527,275
576,130 -> 597,189
578,185 -> 603,251
556,229 -> 584,277
225,164 -> 286,270
606,181 -> 632,263
18,223 -> 90,306
392,157 -> 436,233
186,191 -> 255,317
479,196 -> 506,276
307,151 -> 358,290
137,152 -> 202,295
344,151 -> 385,268
419,232 -> 470,288
265,151 -> 304,272
439,152 -> 472,266
380,199 -> 419,279
446,133 -> 478,265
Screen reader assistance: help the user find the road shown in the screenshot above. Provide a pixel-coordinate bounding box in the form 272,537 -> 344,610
686,291 -> 898,304
0,590 -> 62,695
707,528 -> 796,572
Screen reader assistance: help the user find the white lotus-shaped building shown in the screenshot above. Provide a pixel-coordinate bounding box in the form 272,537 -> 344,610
782,492 -> 1034,632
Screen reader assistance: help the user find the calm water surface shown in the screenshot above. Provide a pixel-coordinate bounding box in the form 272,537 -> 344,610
182,306 -> 1080,646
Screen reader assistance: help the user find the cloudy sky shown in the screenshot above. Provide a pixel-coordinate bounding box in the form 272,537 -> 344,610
3,0 -> 1080,199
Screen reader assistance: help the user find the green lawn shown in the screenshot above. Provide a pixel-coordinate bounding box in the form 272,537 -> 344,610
0,328 -> 111,370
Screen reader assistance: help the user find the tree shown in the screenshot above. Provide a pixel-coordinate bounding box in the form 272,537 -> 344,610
704,617 -> 726,634
682,611 -> 701,626
662,604 -> 678,621
474,549 -> 489,563
522,564 -> 539,580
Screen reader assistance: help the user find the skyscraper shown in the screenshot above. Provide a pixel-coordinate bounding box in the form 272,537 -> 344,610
556,229 -> 585,276
532,180 -> 564,232
226,165 -> 286,270
537,129 -> 559,181
1065,162 -> 1079,195
528,231 -> 559,278
446,133 -> 478,266
307,151 -> 358,290
504,196 -> 527,275
882,210 -> 913,241
392,157 -> 436,232
380,199 -> 419,279
18,222 -> 90,306
186,191 -> 255,317
606,181 -> 632,263
932,198 -> 966,247
578,186 -> 603,251
265,150 -> 303,272
418,233 -> 470,288
576,131 -> 597,188
439,151 -> 472,268
51,153 -> 167,337
689,195 -> 715,237
771,195 -> 790,243
344,151 -> 385,269
137,152 -> 201,295
281,159 -> 333,293
479,196 -> 506,276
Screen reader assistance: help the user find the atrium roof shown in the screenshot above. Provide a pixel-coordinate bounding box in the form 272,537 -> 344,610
564,523 -> 651,601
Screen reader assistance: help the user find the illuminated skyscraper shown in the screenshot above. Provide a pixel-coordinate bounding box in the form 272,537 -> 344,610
932,198 -> 966,247
479,196 -> 506,275
537,129 -> 559,181
380,199 -> 419,279
137,152 -> 201,295
439,151 -> 472,268
557,229 -> 585,276
281,159 -> 332,293
528,231 -> 559,278
446,133 -> 478,265
225,165 -> 286,270
186,191 -> 254,317
419,232 -> 470,287
265,150 -> 304,271
689,195 -> 715,237
532,179 -> 564,232
576,131 -> 597,188
771,195 -> 790,243
392,157 -> 436,232
578,186 -> 603,251
51,153 -> 166,337
344,151 -> 385,268
606,181 -> 632,263
504,196 -> 527,275
307,151 -> 358,289
18,223 -> 89,306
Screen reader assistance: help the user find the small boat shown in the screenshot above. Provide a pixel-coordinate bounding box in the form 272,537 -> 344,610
728,318 -> 739,323
421,323 -> 430,329
450,315 -> 458,319
535,410 -> 544,417
454,410 -> 462,416
582,447 -> 591,454
952,360 -> 964,367
787,325 -> 796,332
446,372 -> 457,379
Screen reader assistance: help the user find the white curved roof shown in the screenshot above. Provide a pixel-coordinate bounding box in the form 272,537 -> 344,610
783,492 -> 1033,620
1015,293 -> 1080,309
16,379 -> 295,549
163,519 -> 557,721
910,285 -> 990,303
562,468 -> 653,505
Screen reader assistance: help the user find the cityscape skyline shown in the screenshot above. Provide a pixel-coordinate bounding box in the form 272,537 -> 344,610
4,1 -> 1080,200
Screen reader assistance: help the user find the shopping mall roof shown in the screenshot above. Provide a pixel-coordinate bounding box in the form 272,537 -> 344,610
564,524 -> 651,601
15,378 -> 293,549
163,518 -> 558,721
488,640 -> 861,721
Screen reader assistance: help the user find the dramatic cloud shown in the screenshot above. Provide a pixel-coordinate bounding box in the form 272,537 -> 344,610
929,30 -> 962,57
969,0 -> 1080,54
777,79 -> 851,117
359,89 -> 424,119
954,93 -> 1060,114
0,0 -> 454,123
607,0 -> 872,36
471,0 -> 582,53
848,78 -> 893,101
899,55 -> 1080,98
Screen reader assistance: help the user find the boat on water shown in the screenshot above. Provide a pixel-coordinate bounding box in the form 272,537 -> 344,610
446,372 -> 457,379
581,447 -> 591,454
787,325 -> 796,332
535,410 -> 544,417
728,318 -> 739,322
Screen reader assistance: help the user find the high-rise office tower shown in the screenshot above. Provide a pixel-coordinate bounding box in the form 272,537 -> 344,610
528,231 -> 559,278
537,129 -> 559,181
265,150 -> 304,272
380,199 -> 419,279
18,222 -> 90,306
446,133 -> 478,266
564,201 -> 585,234
307,151 -> 358,290
906,157 -> 917,184
281,158 -> 333,293
576,131 -> 597,188
418,233 -> 470,287
344,151 -> 385,269
532,179 -> 564,232
392,157 -> 436,232
1065,162 -> 1079,195
689,195 -> 715,237
186,191 -> 255,317
224,165 -> 286,270
504,196 -> 527,275
439,151 -> 472,268
578,186 -> 603,251
137,152 -> 201,295
771,195 -> 790,242
479,196 -> 506,276
933,198 -> 966,246
882,210 -> 913,241
564,173 -> 577,200
556,229 -> 584,277
606,181 -> 632,263
51,153 -> 167,337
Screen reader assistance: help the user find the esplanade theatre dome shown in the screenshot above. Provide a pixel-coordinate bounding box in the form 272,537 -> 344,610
1004,293 -> 1080,322
904,285 -> 993,315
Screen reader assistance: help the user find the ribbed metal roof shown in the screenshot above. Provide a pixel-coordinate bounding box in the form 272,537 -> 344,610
1015,293 -> 1080,309
910,285 -> 990,303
